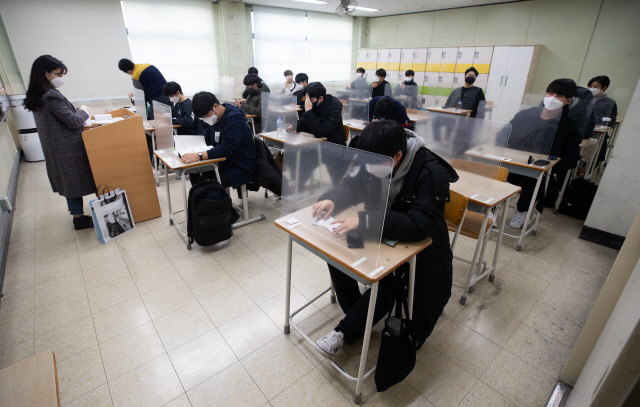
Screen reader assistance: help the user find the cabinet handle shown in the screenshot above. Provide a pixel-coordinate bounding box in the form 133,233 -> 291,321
504,76 -> 509,86
500,76 -> 504,86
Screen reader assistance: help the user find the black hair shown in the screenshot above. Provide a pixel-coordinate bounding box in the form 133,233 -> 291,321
243,74 -> 261,86
24,55 -> 68,111
546,78 -> 577,99
588,75 -> 610,89
375,68 -> 387,78
284,69 -> 293,77
295,73 -> 308,84
464,67 -> 479,77
405,70 -> 415,76
248,67 -> 258,75
162,81 -> 182,97
192,91 -> 220,119
374,97 -> 396,121
357,120 -> 407,159
356,67 -> 365,74
306,82 -> 326,100
118,58 -> 134,73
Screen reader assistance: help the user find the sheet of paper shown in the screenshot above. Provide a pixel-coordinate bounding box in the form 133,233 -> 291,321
322,219 -> 338,233
173,135 -> 210,156
286,217 -> 299,225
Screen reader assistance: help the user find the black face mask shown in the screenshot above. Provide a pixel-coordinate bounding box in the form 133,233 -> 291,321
465,77 -> 476,84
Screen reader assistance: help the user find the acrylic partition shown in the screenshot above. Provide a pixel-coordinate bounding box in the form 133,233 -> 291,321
214,76 -> 235,104
261,93 -> 298,136
392,81 -> 419,109
131,88 -> 147,122
343,89 -> 371,124
68,96 -> 136,120
151,101 -> 174,150
279,141 -> 392,277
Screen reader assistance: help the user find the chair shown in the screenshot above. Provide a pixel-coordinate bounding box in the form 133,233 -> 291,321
450,158 -> 508,182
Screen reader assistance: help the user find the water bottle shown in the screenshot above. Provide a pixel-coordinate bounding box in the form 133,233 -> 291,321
276,117 -> 283,139
601,117 -> 611,129
456,100 -> 462,111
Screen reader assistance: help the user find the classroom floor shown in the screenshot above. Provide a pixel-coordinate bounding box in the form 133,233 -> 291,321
0,160 -> 619,407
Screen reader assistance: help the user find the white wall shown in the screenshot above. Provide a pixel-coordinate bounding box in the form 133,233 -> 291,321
584,78 -> 640,237
0,0 -> 132,100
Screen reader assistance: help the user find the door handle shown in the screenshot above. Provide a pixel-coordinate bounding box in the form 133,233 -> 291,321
504,76 -> 509,86
499,76 -> 504,86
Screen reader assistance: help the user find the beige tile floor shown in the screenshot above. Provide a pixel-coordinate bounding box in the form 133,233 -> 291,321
0,160 -> 619,407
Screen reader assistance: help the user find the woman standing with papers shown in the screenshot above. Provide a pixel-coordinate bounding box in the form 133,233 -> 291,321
24,55 -> 96,230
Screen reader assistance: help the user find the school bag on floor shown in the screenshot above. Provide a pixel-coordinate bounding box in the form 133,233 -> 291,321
187,180 -> 239,246
558,178 -> 598,220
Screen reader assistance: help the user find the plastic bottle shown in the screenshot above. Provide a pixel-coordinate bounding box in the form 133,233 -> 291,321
601,117 -> 611,129
277,117 -> 283,139
456,100 -> 462,111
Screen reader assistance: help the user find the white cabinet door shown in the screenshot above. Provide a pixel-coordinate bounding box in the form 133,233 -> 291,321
453,72 -> 465,88
413,48 -> 428,72
366,49 -> 377,70
456,47 -> 475,73
502,46 -> 535,104
388,49 -> 401,71
485,46 -> 510,104
440,47 -> 458,73
356,49 -> 367,68
377,49 -> 390,70
400,48 -> 414,71
426,48 -> 442,72
473,47 -> 494,74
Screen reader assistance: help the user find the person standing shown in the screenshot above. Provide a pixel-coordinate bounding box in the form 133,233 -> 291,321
24,55 -> 96,230
118,58 -> 168,117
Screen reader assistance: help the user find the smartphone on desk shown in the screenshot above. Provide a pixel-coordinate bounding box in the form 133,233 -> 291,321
346,230 -> 364,249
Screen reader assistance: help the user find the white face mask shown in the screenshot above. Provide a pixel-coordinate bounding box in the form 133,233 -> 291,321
169,96 -> 179,104
589,87 -> 601,96
405,77 -> 412,83
51,77 -> 65,88
356,72 -> 363,78
365,163 -> 393,179
543,96 -> 564,111
374,76 -> 380,82
286,75 -> 293,81
202,114 -> 217,126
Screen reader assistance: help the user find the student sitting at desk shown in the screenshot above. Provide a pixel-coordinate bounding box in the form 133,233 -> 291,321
292,82 -> 346,146
371,68 -> 391,98
277,70 -> 302,96
312,120 -> 457,357
182,92 -> 256,189
500,79 -> 582,229
443,67 -> 485,118
584,75 -> 618,164
393,69 -> 419,108
162,81 -> 209,135
347,67 -> 369,90
241,67 -> 269,98
235,74 -> 269,134
293,73 -> 309,111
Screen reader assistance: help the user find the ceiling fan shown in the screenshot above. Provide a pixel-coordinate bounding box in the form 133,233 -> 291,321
335,0 -> 357,17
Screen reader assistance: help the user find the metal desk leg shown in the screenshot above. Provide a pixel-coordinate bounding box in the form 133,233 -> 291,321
330,280 -> 337,304
165,164 -> 172,225
516,172 -> 544,251
532,169 -> 552,236
554,170 -> 571,214
461,207 -> 489,304
152,131 -> 159,186
490,197 -> 510,282
284,236 -> 293,334
408,256 -> 416,318
182,171 -> 190,250
354,282 -> 378,404
232,184 -> 266,228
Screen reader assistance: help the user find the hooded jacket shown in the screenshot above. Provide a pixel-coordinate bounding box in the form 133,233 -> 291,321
319,132 -> 458,347
367,96 -> 411,127
131,63 -> 166,102
204,103 -> 257,189
296,94 -> 346,146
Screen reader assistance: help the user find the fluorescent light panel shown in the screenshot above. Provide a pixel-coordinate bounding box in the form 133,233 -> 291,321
348,6 -> 380,12
292,0 -> 327,4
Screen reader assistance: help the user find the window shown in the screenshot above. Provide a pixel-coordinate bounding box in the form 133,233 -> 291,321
121,0 -> 218,96
306,11 -> 353,82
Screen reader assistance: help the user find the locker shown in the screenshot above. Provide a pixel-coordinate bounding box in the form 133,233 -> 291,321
453,73 -> 465,88
365,69 -> 376,83
455,47 -> 475,73
424,72 -> 439,96
400,48 -> 414,71
377,49 -> 389,70
440,47 -> 458,73
475,74 -> 489,90
425,48 -> 441,72
473,47 -> 493,74
388,49 -> 401,71
388,71 -> 402,85
437,72 -> 455,97
413,71 -> 425,90
366,49 -> 377,70
356,49 -> 367,69
412,48 -> 428,72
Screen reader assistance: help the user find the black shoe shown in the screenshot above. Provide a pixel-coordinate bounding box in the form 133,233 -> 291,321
73,215 -> 94,230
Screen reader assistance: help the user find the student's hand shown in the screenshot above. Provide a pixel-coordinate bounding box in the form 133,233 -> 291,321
304,96 -> 313,112
286,125 -> 295,133
181,153 -> 200,164
312,200 -> 335,219
372,82 -> 379,88
331,217 -> 359,235
286,77 -> 293,85
234,100 -> 241,108
127,92 -> 134,98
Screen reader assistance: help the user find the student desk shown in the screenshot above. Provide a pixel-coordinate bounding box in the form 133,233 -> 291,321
585,126 -> 610,179
424,106 -> 472,117
0,350 -> 60,407
450,170 -> 521,304
342,119 -> 368,140
605,117 -> 623,163
465,145 -> 560,251
143,122 -> 181,186
154,149 -> 264,250
276,205 -> 432,404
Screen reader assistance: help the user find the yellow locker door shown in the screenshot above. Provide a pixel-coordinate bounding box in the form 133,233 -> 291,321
356,49 -> 367,69
366,49 -> 377,70
426,48 -> 442,72
455,47 -> 475,73
377,49 -> 389,70
400,48 -> 414,71
412,48 -> 428,72
440,47 -> 458,73
388,49 -> 401,71
473,47 -> 494,74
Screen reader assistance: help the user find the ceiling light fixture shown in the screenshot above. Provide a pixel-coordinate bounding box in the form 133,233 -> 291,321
292,0 -> 328,4
348,6 -> 380,12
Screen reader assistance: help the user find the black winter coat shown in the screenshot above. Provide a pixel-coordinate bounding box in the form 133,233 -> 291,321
296,94 -> 346,146
320,147 -> 458,348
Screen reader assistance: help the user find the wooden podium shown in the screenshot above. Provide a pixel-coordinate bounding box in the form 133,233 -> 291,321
82,109 -> 161,223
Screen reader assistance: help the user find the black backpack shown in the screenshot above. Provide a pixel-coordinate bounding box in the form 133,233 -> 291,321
558,178 -> 598,220
187,180 -> 239,246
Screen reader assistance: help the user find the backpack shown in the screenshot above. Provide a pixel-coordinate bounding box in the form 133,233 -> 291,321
558,178 -> 598,220
246,137 -> 282,196
187,180 -> 239,246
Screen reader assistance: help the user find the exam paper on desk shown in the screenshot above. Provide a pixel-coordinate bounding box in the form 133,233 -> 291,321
173,135 -> 210,156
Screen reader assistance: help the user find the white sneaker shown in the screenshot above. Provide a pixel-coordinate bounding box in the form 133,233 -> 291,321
510,209 -> 526,229
488,210 -> 497,224
314,330 -> 344,358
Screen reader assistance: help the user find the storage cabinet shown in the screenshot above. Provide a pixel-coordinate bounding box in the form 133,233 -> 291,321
365,49 -> 377,70
400,48 -> 414,71
376,49 -> 389,70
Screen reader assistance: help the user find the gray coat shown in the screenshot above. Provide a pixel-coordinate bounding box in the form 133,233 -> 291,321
32,89 -> 95,197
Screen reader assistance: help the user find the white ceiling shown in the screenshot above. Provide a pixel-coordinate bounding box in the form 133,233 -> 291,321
237,0 -> 523,17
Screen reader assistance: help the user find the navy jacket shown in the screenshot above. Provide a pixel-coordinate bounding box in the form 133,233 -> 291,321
204,104 -> 257,189
134,64 -> 166,102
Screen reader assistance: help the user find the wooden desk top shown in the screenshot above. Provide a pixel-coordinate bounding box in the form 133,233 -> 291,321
154,149 -> 226,171
593,126 -> 610,134
0,350 -> 59,407
425,106 -> 472,116
343,119 -> 368,130
579,139 -> 590,148
245,114 -> 258,119
260,131 -> 325,146
451,170 -> 521,207
465,144 -> 561,172
275,205 -> 432,283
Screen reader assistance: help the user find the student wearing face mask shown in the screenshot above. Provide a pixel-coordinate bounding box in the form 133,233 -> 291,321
24,55 -> 96,230
162,81 -> 208,135
293,73 -> 309,111
585,76 -> 617,164
278,70 -> 301,96
235,74 -> 268,134
498,79 -> 582,228
444,67 -> 485,118
241,68 -> 270,99
371,69 -> 391,98
311,120 -> 457,358
292,82 -> 346,146
393,69 -> 419,108
347,67 -> 368,90
183,92 -> 256,189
